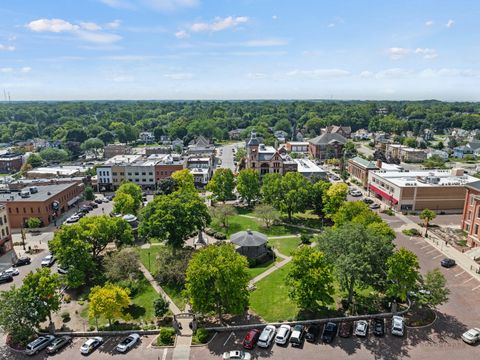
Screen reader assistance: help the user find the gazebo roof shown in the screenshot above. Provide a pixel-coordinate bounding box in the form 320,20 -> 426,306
230,230 -> 267,247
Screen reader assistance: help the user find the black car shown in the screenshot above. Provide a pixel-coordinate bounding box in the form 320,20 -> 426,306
440,258 -> 456,268
372,318 -> 385,336
321,322 -> 337,343
13,256 -> 31,267
88,201 -> 98,208
305,325 -> 320,343
94,199 -> 103,204
0,272 -> 13,284
363,198 -> 374,204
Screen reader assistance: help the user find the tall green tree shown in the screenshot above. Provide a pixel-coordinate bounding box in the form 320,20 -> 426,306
114,182 -> 143,215
419,209 -> 436,236
261,173 -> 283,205
386,248 -> 420,302
277,172 -> 311,221
309,179 -> 331,218
89,283 -> 131,327
81,137 -> 104,159
286,246 -> 335,310
140,192 -> 210,253
103,248 -> 140,282
253,203 -> 280,228
317,222 -> 395,305
26,153 -> 43,168
39,148 -> 69,162
210,204 -> 236,229
207,168 -> 235,202
322,182 -> 349,218
236,169 -> 261,206
419,268 -> 450,308
332,201 -> 382,227
172,169 -> 197,194
84,185 -> 95,201
185,244 -> 249,321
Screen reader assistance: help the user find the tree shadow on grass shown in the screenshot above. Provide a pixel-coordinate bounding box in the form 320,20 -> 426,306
125,304 -> 146,320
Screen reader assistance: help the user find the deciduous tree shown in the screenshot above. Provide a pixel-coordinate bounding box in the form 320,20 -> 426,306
386,248 -> 420,302
210,204 -> 236,229
114,182 -> 143,215
322,182 -> 348,218
84,185 -> 95,201
236,169 -> 261,206
419,268 -> 450,308
172,169 -> 196,194
207,168 -> 235,202
253,204 -> 280,228
185,244 -> 249,321
286,246 -> 335,310
81,137 -> 104,159
89,283 -> 131,327
104,248 -> 140,282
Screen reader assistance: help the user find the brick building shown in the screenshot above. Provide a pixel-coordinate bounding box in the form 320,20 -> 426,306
308,133 -> 347,161
461,181 -> 480,248
0,183 -> 84,228
0,204 -> 13,256
0,153 -> 23,173
103,143 -> 132,160
385,144 -> 427,163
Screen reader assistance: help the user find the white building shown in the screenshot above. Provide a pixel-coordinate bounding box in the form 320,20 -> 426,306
293,159 -> 327,179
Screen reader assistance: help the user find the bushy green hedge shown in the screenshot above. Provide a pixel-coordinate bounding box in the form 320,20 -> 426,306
157,327 -> 175,346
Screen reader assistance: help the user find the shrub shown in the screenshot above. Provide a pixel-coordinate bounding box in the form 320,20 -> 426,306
157,327 -> 176,346
381,208 -> 395,216
63,294 -> 71,303
213,232 -> 227,240
154,297 -> 170,318
194,328 -> 209,344
402,228 -> 420,236
247,258 -> 257,268
60,312 -> 70,322
25,217 -> 42,229
300,234 -> 312,244
204,228 -> 216,236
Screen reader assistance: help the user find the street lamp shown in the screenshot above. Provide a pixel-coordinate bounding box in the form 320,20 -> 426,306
20,226 -> 26,251
148,251 -> 151,272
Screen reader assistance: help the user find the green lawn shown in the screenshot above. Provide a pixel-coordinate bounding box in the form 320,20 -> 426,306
161,283 -> 187,311
268,237 -> 301,257
137,246 -> 164,273
211,214 -> 305,238
246,258 -> 279,279
249,263 -> 299,322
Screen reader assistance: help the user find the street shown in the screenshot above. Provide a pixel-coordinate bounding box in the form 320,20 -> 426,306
216,142 -> 241,172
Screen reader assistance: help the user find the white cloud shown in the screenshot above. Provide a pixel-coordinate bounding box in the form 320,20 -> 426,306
359,70 -> 374,78
0,44 -> 15,51
164,72 -> 193,80
142,0 -> 199,11
242,38 -> 287,47
27,18 -> 80,33
375,68 -> 414,78
272,15 -> 278,20
20,67 -> 32,73
286,68 -> 350,79
80,22 -> 102,31
105,20 -> 122,29
27,18 -> 122,44
446,19 -> 455,28
425,20 -> 434,26
247,72 -> 267,79
420,68 -> 480,78
387,47 -> 410,60
108,72 -> 135,82
190,16 -> 249,32
100,0 -> 135,9
415,48 -> 438,59
175,30 -> 189,39
0,68 -> 13,73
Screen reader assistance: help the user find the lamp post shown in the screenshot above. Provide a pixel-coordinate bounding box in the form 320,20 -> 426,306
148,251 -> 151,272
20,226 -> 26,251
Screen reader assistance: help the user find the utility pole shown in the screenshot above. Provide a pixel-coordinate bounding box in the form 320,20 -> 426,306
20,226 -> 26,251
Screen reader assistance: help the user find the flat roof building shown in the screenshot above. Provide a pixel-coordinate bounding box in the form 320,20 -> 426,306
293,159 -> 327,179
368,168 -> 478,213
461,181 -> 480,248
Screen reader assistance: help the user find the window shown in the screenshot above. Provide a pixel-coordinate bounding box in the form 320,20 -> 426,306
141,172 -> 146,176
0,218 -> 2,225
470,195 -> 474,205
3,215 -> 6,223
135,172 -> 139,176
16,208 -> 19,214
1,229 -> 4,237
31,208 -> 33,213
112,172 -> 117,176
478,207 -> 480,218
475,224 -> 479,235
466,224 -> 470,231
468,211 -> 472,220
23,208 -> 26,213
38,208 -> 40,213
5,227 -> 8,235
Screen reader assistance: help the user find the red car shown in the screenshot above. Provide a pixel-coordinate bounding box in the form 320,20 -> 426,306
242,329 -> 260,349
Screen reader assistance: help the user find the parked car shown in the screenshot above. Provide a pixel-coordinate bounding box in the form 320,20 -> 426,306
2,267 -> 19,276
349,189 -> 362,197
362,198 -> 374,204
257,325 -> 276,348
75,211 -> 86,218
57,266 -> 69,275
80,337 -> 103,355
372,318 -> 385,337
106,194 -> 114,201
339,321 -> 353,338
321,322 -> 337,343
80,205 -> 92,213
440,258 -> 456,268
305,325 -> 320,343
116,333 -> 140,353
354,320 -> 369,337
88,201 -> 98,208
0,272 -> 13,284
222,350 -> 251,360
391,316 -> 404,337
13,256 -> 31,267
290,324 -> 305,347
242,329 -> 260,349
66,214 -> 80,223
461,328 -> 480,344
46,336 -> 72,354
275,324 -> 292,345
25,335 -> 55,356
41,254 -> 55,267
369,203 -> 380,210
330,175 -> 340,181
94,198 -> 103,204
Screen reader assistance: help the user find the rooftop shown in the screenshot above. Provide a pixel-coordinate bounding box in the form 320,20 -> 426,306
231,230 -> 267,247
104,154 -> 142,165
350,156 -> 378,169
28,165 -> 91,176
0,183 -> 79,202
372,169 -> 478,188
309,132 -> 347,145
294,159 -> 326,174
387,144 -> 426,153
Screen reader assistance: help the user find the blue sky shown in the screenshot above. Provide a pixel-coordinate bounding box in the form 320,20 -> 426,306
1,0 -> 480,101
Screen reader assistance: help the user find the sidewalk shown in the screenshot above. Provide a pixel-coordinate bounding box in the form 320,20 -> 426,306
395,212 -> 480,283
250,249 -> 292,285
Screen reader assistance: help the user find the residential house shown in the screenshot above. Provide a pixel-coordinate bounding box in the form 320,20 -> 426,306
453,140 -> 480,158
385,144 -> 427,163
427,150 -> 449,161
322,125 -> 352,138
138,132 -> 155,144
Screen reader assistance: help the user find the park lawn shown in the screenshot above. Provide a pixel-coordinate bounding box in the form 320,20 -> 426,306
246,258 -> 281,279
211,214 -> 302,238
268,237 -> 301,257
162,283 -> 187,311
249,263 -> 299,322
137,246 -> 164,273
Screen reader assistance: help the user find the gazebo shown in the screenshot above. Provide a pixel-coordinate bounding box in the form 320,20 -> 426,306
230,229 -> 268,260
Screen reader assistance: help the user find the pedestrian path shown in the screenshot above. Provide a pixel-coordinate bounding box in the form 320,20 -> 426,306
250,249 -> 292,284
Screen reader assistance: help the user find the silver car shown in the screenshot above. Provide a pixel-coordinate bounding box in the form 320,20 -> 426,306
25,335 -> 55,356
257,325 -> 276,348
116,333 -> 140,353
46,336 -> 72,354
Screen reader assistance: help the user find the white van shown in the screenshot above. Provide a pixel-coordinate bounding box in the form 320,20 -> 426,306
391,316 -> 404,337
25,335 -> 55,356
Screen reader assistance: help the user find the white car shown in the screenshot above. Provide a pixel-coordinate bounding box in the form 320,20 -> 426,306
391,316 -> 405,337
80,337 -> 103,355
222,350 -> 251,360
349,189 -> 362,197
461,328 -> 480,344
257,325 -> 276,348
116,333 -> 140,353
355,320 -> 369,337
274,324 -> 291,345
66,214 -> 80,223
41,255 -> 55,267
2,267 -> 19,276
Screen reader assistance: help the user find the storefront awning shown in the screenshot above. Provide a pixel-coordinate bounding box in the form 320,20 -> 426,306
67,196 -> 81,206
369,184 -> 398,204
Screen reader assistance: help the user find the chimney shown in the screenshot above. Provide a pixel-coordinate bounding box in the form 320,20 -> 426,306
376,160 -> 382,169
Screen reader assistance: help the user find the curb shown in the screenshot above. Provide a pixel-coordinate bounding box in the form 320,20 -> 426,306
149,334 -> 178,349
190,332 -> 217,347
405,309 -> 438,329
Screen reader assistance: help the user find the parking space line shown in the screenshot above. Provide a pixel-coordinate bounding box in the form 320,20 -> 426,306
224,331 -> 235,347
472,284 -> 480,291
462,277 -> 474,284
432,254 -> 443,259
162,348 -> 168,360
425,249 -> 437,254
415,241 -> 424,245
454,271 -> 466,277
420,245 -> 430,249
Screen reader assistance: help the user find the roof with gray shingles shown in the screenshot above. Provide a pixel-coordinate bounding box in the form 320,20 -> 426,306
230,230 -> 267,247
309,133 -> 347,146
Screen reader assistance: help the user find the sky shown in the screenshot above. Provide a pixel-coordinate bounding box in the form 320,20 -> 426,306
1,0 -> 480,101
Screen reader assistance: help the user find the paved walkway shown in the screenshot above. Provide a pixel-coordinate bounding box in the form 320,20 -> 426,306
250,249 -> 292,284
394,212 -> 480,282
